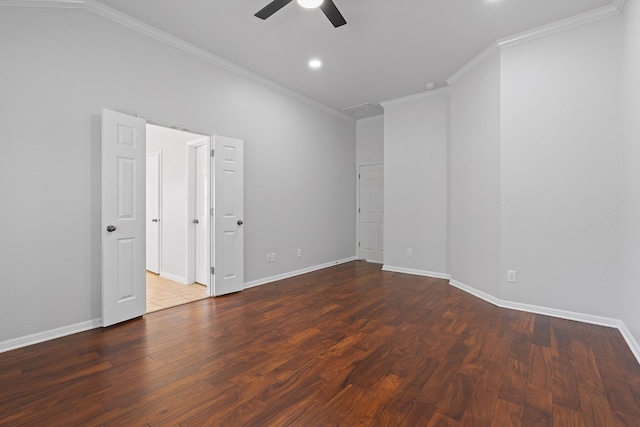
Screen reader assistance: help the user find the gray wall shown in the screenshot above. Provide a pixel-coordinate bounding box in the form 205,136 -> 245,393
0,7 -> 356,342
449,53 -> 501,296
383,92 -> 449,276
356,116 -> 384,166
500,15 -> 620,317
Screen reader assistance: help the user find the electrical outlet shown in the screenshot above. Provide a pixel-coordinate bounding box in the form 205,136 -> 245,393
407,248 -> 413,257
297,248 -> 302,257
271,252 -> 276,262
507,270 -> 517,283
266,253 -> 271,263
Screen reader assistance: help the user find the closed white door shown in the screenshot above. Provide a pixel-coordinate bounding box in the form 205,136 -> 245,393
146,152 -> 161,274
359,164 -> 384,263
194,143 -> 210,286
102,109 -> 147,327
214,135 -> 244,296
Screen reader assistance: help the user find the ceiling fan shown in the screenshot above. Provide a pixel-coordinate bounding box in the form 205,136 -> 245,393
255,0 -> 347,28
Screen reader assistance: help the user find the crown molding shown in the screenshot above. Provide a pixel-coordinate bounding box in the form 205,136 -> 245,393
447,4 -> 621,86
380,86 -> 451,108
497,4 -> 620,49
0,0 -> 83,6
446,42 -> 500,86
0,0 -> 355,124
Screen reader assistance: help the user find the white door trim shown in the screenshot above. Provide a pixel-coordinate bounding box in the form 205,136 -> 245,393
187,137 -> 212,295
146,150 -> 162,274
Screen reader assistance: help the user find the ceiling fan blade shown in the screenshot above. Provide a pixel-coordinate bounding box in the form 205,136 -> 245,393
319,0 -> 346,28
255,0 -> 294,20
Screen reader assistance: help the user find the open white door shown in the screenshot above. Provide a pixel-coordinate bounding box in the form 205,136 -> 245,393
146,151 -> 161,274
102,109 -> 147,327
214,135 -> 244,296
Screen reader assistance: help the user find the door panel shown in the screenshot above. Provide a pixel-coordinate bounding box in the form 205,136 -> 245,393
359,164 -> 384,263
214,136 -> 244,296
102,109 -> 146,327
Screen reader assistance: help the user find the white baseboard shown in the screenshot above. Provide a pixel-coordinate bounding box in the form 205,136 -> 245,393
244,256 -> 357,289
449,279 -> 640,365
382,265 -> 451,280
0,318 -> 102,354
159,271 -> 189,284
618,321 -> 640,364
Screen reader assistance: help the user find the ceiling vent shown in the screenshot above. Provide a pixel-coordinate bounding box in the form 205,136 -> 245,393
343,103 -> 384,120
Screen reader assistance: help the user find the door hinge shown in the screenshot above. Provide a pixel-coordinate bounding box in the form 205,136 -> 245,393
358,174 -> 361,179
358,242 -> 361,247
210,208 -> 214,216
210,267 -> 215,274
211,149 -> 215,157
358,208 -> 361,213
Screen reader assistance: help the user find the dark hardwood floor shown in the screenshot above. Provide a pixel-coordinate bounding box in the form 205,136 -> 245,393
1,261 -> 639,426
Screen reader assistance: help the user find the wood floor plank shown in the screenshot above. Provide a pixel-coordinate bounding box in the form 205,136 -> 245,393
552,356 -> 581,411
490,398 -> 523,427
0,261 -> 639,426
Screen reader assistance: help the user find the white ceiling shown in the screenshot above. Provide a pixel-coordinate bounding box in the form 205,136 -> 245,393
98,0 -> 614,118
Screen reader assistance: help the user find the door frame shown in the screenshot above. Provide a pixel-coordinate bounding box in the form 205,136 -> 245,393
186,137 -> 212,295
357,163 -> 384,262
146,150 -> 162,274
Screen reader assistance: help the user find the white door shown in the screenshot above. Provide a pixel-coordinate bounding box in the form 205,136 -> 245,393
214,135 -> 244,296
359,164 -> 384,263
146,152 -> 161,274
102,109 -> 147,327
194,143 -> 210,286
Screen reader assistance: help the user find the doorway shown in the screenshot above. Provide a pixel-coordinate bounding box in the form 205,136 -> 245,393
145,124 -> 210,312
102,109 -> 245,326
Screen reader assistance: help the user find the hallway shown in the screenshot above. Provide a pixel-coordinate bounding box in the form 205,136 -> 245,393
146,272 -> 208,312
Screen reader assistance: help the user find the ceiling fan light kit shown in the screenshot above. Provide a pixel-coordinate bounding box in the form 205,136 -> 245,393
297,0 -> 323,9
255,0 -> 347,28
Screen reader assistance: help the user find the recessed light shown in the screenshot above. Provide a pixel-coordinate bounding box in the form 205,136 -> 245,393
309,59 -> 322,69
298,0 -> 324,9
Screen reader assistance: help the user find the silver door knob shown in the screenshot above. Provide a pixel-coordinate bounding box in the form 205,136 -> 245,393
151,218 -> 159,223
193,219 -> 199,224
106,225 -> 116,232
237,220 -> 244,225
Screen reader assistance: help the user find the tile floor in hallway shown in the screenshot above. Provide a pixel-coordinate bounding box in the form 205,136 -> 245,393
146,271 -> 208,313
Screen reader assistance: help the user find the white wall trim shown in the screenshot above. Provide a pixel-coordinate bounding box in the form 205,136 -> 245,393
450,279 -> 640,365
381,87 -> 451,108
497,5 -> 620,49
447,4 -> 621,85
382,265 -> 451,280
618,322 -> 640,365
244,257 -> 357,289
160,271 -> 189,285
0,318 -> 102,354
0,0 -> 354,124
449,279 -> 503,307
446,43 -> 500,86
